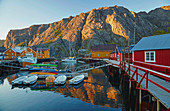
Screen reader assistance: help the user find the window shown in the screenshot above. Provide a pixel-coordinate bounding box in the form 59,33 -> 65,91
145,51 -> 155,62
98,54 -> 99,56
106,54 -> 108,56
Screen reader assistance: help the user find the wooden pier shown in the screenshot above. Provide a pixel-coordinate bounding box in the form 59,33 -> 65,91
66,61 -> 111,73
0,60 -> 22,69
105,59 -> 170,110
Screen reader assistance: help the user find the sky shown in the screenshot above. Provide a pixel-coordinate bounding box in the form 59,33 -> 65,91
0,0 -> 169,40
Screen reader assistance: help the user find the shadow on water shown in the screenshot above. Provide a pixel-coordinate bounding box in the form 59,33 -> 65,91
104,65 -> 167,111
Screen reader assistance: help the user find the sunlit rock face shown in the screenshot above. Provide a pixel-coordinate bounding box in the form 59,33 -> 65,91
4,6 -> 170,57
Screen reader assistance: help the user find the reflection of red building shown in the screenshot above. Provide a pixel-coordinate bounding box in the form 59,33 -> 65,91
131,34 -> 170,73
110,46 -> 134,62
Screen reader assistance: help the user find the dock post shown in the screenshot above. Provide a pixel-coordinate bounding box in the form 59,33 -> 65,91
129,80 -> 131,94
139,86 -> 142,111
157,99 -> 160,111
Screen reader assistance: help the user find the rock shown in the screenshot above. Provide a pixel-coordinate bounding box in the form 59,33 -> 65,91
4,5 -> 170,57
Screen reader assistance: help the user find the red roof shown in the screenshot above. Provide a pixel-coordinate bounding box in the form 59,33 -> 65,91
92,44 -> 116,51
32,48 -> 49,51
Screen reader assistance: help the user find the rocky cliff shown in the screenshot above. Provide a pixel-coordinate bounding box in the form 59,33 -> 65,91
4,5 -> 170,57
0,40 -> 5,47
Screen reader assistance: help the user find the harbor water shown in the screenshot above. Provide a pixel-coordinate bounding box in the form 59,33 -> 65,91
0,62 -> 123,111
0,62 -> 164,111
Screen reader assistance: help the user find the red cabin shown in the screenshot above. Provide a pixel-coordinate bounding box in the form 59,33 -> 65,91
110,46 -> 134,62
131,34 -> 170,74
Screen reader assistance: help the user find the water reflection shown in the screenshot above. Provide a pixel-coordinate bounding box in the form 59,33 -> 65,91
2,68 -> 122,109
0,65 -> 124,111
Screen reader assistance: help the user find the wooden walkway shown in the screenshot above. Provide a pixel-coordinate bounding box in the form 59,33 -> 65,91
105,59 -> 170,109
66,61 -> 111,73
0,60 -> 22,69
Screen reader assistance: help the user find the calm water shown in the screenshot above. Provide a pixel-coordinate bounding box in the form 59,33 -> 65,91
0,63 -> 123,111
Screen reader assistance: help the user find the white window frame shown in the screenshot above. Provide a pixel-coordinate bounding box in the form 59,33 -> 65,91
132,51 -> 134,62
145,51 -> 156,62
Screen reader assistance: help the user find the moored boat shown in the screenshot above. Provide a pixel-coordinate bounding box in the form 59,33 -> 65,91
23,75 -> 38,85
61,57 -> 77,63
29,64 -> 58,72
11,76 -> 28,85
69,74 -> 84,85
54,75 -> 67,85
46,76 -> 55,83
29,72 -> 57,75
18,53 -> 37,67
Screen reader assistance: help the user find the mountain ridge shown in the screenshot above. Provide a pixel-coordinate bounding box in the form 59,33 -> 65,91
4,5 -> 170,57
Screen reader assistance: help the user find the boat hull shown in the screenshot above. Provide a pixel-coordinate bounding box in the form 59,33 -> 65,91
69,74 -> 84,85
23,75 -> 38,85
54,75 -> 67,85
11,76 -> 28,85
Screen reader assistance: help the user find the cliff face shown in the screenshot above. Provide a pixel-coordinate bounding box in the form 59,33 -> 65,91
4,5 -> 170,57
0,40 -> 5,47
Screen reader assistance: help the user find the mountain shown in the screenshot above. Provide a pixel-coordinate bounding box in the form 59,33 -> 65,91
0,40 -> 5,47
4,5 -> 170,57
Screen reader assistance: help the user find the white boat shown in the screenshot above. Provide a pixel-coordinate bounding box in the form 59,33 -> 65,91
61,37 -> 77,63
18,52 -> 37,66
11,76 -> 28,85
62,57 -> 77,63
23,75 -> 38,85
69,74 -> 84,85
54,75 -> 67,85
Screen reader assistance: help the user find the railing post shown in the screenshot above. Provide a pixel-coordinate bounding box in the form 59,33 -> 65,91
136,68 -> 138,81
146,71 -> 148,89
129,65 -> 131,76
157,99 -> 160,111
139,86 -> 142,111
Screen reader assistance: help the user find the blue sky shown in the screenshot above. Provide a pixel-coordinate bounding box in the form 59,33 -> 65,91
0,0 -> 169,40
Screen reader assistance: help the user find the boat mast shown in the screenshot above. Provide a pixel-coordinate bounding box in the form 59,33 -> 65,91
69,37 -> 71,57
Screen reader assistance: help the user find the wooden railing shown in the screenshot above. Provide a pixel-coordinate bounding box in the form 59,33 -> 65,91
119,61 -> 170,93
133,61 -> 170,75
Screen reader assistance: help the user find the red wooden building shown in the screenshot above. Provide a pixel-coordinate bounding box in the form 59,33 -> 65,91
131,34 -> 170,74
110,46 -> 134,62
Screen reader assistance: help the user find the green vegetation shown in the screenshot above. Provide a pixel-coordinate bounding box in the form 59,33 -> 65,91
44,40 -> 53,44
16,41 -> 25,46
154,28 -> 170,35
54,26 -> 62,37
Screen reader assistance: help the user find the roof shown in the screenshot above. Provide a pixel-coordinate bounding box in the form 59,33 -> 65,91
32,48 -> 49,51
0,47 -> 6,52
131,34 -> 170,51
117,46 -> 134,53
11,48 -> 23,53
110,45 -> 134,54
92,44 -> 116,51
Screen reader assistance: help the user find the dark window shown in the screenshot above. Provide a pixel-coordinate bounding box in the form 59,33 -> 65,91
145,51 -> 155,62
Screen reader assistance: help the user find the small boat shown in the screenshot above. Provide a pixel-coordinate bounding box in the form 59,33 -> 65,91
18,52 -> 37,67
23,75 -> 38,85
11,76 -> 28,85
29,64 -> 58,72
46,76 -> 55,83
62,57 -> 77,63
69,74 -> 85,85
54,75 -> 67,85
29,72 -> 57,75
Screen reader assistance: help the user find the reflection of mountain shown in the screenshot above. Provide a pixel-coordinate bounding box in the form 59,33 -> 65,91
7,74 -> 18,84
30,69 -> 121,108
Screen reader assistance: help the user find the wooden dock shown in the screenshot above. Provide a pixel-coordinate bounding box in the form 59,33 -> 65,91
104,59 -> 170,109
0,60 -> 22,69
